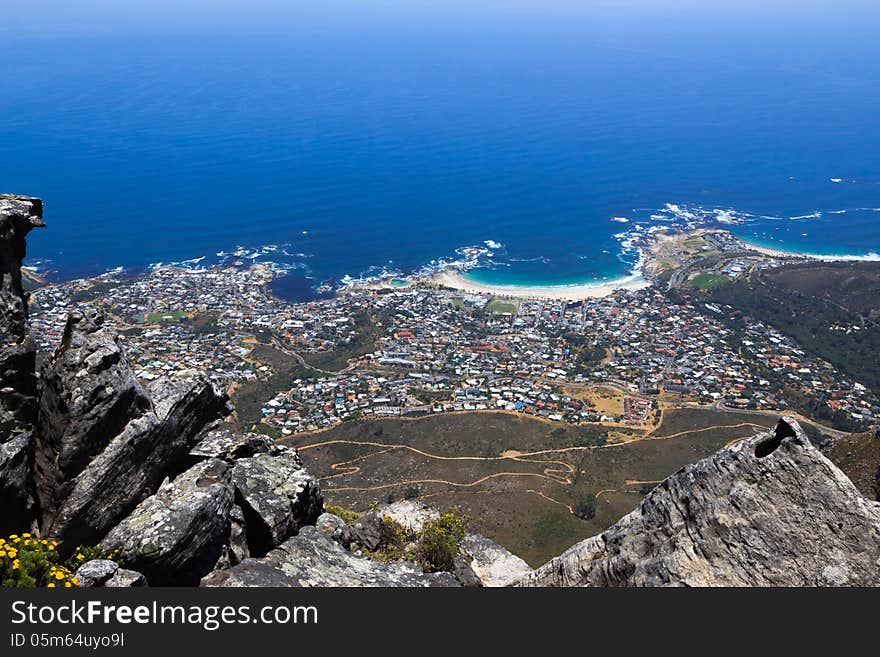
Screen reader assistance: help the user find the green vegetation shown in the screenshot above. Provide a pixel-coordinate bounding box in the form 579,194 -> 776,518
0,535 -> 119,588
417,512 -> 467,573
485,299 -> 518,315
231,344 -> 312,429
826,431 -> 880,501
690,273 -> 730,290
288,409 -> 768,566
326,506 -> 467,573
324,504 -> 361,525
300,310 -> 379,372
144,310 -> 188,323
698,261 -> 880,426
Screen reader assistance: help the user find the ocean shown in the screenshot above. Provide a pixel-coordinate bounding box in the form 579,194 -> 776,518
2,15 -> 879,300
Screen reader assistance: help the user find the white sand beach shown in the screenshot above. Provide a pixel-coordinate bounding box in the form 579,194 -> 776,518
428,269 -> 651,301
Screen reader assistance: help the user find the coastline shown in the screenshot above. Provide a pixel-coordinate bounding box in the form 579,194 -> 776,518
426,269 -> 651,301
738,238 -> 880,262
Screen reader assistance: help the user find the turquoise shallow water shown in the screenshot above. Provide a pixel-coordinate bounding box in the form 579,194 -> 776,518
1,14 -> 878,300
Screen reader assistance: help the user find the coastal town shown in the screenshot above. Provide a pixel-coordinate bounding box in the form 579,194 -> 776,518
26,228 -> 878,439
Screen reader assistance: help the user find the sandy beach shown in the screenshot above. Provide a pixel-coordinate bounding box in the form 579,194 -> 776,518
428,269 -> 651,301
742,240 -> 880,262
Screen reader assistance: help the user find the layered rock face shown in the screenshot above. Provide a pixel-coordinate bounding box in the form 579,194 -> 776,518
0,195 -> 44,535
517,418 -> 880,587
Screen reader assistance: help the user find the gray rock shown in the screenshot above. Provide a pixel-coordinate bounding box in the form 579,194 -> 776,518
0,195 -> 43,534
201,526 -> 458,587
100,459 -> 234,586
105,569 -> 147,587
460,534 -> 533,587
0,433 -> 37,535
232,449 -> 322,555
35,306 -> 153,525
378,500 -> 438,532
350,511 -> 383,551
516,418 -> 880,587
41,333 -> 231,548
190,425 -> 281,461
315,512 -> 351,549
75,560 -> 119,587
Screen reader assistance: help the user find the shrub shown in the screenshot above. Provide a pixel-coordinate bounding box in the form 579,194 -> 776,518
416,512 -> 466,573
324,504 -> 361,525
0,534 -> 77,588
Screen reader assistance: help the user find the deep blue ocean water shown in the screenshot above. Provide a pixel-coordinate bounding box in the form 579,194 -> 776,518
2,19 -> 879,300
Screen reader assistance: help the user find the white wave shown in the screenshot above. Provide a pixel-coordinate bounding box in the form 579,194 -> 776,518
611,216 -> 630,223
830,178 -> 843,183
483,239 -> 503,249
789,212 -> 822,220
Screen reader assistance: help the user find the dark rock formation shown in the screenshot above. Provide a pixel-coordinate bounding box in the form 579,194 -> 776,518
517,418 -> 880,587
35,306 -> 153,524
0,195 -> 43,534
101,458 -> 234,586
231,448 -> 322,556
200,526 -> 458,587
41,342 -> 231,547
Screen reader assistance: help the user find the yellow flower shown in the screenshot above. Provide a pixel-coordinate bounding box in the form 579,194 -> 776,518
71,577 -> 78,585
0,550 -> 6,558
76,553 -> 85,561
0,538 -> 6,545
9,534 -> 17,540
64,582 -> 72,588
41,539 -> 48,545
54,572 -> 64,581
47,544 -> 55,551
22,533 -> 30,538
7,548 -> 17,558
47,583 -> 55,588
12,561 -> 19,570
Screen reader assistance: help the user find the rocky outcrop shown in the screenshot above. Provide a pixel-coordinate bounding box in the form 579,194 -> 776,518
100,459 -> 234,586
459,534 -> 533,587
35,306 -> 153,523
0,195 -> 44,534
517,418 -> 880,587
200,526 -> 458,587
41,343 -> 231,547
231,449 -> 322,556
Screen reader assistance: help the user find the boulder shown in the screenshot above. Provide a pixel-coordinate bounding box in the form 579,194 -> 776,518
190,425 -> 281,462
100,459 -> 233,586
231,448 -> 322,556
74,559 -> 146,588
105,569 -> 146,587
201,526 -> 458,587
378,500 -> 438,532
516,418 -> 880,587
315,512 -> 351,549
459,534 -> 533,587
350,511 -> 383,552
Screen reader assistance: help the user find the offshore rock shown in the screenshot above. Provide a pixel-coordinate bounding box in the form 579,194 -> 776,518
517,418 -> 880,587
101,459 -> 233,586
231,448 -> 322,556
0,195 -> 44,533
200,526 -> 458,587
